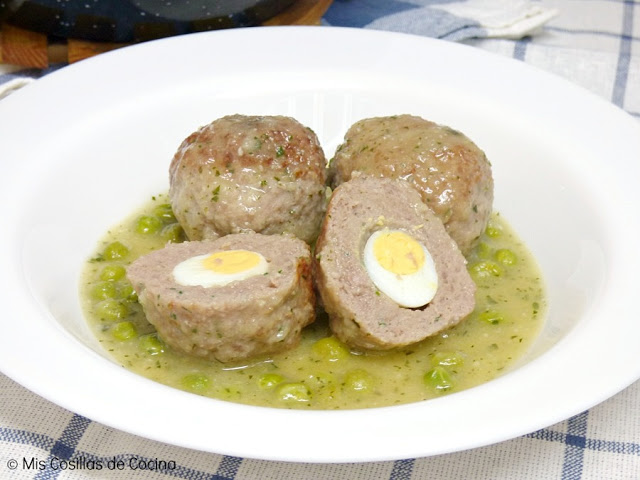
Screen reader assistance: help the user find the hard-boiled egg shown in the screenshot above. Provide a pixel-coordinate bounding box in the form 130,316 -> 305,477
173,249 -> 268,288
363,229 -> 438,308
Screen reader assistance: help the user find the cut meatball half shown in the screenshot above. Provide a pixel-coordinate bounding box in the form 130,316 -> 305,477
314,176 -> 476,351
127,233 -> 315,363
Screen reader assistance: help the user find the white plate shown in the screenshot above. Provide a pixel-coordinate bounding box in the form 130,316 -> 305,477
1,26 -> 640,463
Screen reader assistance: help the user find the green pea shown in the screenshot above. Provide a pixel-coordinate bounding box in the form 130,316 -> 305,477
478,310 -> 504,325
112,321 -> 137,341
95,299 -> 128,321
344,369 -> 374,392
117,281 -> 138,303
181,373 -> 211,393
99,264 -> 126,282
258,373 -> 284,389
91,281 -> 118,300
277,383 -> 312,402
161,223 -> 185,243
312,336 -> 349,362
103,241 -> 129,261
475,242 -> 493,259
153,203 -> 177,224
470,260 -> 503,280
495,248 -> 517,266
139,333 -> 165,355
485,224 -> 501,238
424,366 -> 453,392
135,215 -> 163,235
432,351 -> 464,367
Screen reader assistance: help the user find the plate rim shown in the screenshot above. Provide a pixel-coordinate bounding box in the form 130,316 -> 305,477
1,26 -> 640,463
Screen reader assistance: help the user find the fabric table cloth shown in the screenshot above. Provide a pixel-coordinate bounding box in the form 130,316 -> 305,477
1,1 -> 639,478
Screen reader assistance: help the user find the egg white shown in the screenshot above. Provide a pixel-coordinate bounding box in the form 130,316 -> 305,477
363,229 -> 438,308
172,250 -> 268,288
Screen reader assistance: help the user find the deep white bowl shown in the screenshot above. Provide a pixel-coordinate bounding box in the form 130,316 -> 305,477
1,27 -> 640,463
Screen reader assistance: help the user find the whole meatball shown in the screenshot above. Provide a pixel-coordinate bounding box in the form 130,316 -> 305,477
329,115 -> 493,255
170,115 -> 328,244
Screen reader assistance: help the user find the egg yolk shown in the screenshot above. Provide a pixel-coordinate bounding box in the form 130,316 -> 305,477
202,250 -> 262,274
373,231 -> 426,275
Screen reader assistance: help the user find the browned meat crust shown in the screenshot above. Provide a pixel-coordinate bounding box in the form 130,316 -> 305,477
170,114 -> 327,244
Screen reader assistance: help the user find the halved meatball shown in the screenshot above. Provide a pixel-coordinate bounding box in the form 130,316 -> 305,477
170,114 -> 328,244
127,233 -> 315,363
314,176 -> 476,351
329,114 -> 493,255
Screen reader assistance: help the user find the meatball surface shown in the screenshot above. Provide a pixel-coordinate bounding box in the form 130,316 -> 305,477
329,115 -> 493,255
170,115 -> 327,244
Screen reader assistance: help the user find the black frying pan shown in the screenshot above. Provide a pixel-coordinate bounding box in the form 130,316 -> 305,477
0,0 -> 296,42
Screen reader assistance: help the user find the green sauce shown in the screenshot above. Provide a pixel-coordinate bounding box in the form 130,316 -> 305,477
80,194 -> 545,409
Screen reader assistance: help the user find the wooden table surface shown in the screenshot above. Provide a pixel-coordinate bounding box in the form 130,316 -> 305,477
0,0 -> 333,68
